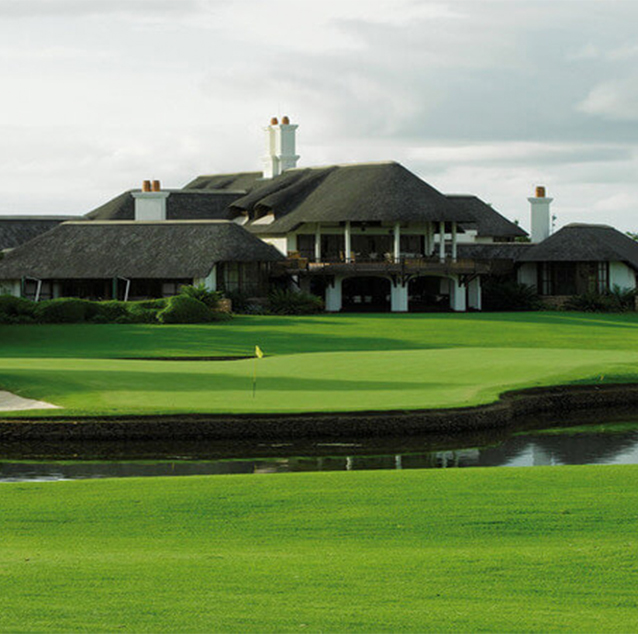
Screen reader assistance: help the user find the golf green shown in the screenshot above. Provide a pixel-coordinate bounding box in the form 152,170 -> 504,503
1,312 -> 638,416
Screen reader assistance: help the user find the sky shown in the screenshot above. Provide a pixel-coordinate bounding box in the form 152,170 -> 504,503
1,0 -> 637,232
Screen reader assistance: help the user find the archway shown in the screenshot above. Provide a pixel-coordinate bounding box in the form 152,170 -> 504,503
408,276 -> 451,312
342,276 -> 391,312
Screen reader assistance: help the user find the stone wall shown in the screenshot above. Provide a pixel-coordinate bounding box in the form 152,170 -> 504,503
540,295 -> 572,309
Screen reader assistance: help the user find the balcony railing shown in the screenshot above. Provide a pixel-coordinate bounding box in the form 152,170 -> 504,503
281,253 -> 491,275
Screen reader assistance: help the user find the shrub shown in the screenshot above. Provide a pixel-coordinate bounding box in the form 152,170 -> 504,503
565,286 -> 636,312
267,289 -> 324,315
127,305 -> 160,324
0,295 -> 36,323
34,298 -> 92,323
180,285 -> 221,309
132,298 -> 168,310
157,295 -> 214,324
481,280 -> 540,312
223,290 -> 251,314
90,300 -> 129,322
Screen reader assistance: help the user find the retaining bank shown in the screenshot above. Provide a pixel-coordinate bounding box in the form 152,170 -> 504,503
1,382 -> 638,442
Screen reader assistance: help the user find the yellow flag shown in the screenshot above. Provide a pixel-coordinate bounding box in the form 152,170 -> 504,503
255,345 -> 264,359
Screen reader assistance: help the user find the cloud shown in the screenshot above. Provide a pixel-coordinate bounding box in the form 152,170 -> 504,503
578,77 -> 638,121
0,0 -> 209,19
407,143 -> 631,167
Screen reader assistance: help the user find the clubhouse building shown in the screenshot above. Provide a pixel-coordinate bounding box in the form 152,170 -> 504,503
1,117 -> 637,312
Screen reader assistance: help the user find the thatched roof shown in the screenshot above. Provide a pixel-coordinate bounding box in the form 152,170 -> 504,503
0,221 -> 283,280
0,216 -> 76,251
240,162 -> 474,233
85,190 -> 243,221
457,243 -> 533,261
520,224 -> 638,270
448,195 -> 527,238
183,172 -> 263,192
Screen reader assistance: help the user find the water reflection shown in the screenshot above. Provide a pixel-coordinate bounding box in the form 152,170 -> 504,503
3,419 -> 638,482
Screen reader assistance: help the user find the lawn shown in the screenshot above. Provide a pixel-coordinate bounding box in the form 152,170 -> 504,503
1,465 -> 638,633
1,312 -> 638,416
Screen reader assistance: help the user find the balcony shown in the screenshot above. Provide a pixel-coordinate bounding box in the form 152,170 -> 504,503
280,252 -> 491,277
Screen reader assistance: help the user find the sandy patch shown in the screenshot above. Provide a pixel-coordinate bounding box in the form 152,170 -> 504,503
0,391 -> 61,411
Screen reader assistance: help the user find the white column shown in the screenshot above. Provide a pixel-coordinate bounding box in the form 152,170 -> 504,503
439,221 -> 445,262
427,223 -> 435,256
394,222 -> 401,262
450,276 -> 467,312
451,222 -> 458,262
345,221 -> 351,262
468,276 -> 482,310
314,223 -> 321,262
391,280 -> 408,312
325,277 -> 342,312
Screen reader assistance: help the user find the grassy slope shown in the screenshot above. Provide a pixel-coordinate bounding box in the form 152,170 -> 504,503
1,312 -> 638,416
2,466 -> 638,633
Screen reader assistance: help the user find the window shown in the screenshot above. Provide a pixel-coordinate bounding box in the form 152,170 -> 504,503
597,262 -> 609,293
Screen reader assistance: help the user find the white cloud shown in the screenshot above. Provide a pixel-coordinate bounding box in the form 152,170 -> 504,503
0,0 -> 209,18
578,77 -> 638,121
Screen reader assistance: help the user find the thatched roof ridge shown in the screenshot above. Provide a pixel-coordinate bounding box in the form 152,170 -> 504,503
520,224 -> 638,270
0,216 -> 76,251
85,190 -> 245,221
183,172 -> 263,192
0,221 -> 283,280
241,162 -> 473,233
447,195 -> 527,238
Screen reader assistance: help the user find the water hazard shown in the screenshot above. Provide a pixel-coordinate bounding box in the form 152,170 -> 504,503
3,416 -> 638,482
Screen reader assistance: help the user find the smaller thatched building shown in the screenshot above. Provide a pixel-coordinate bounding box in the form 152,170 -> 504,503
0,220 -> 283,301
517,224 -> 638,300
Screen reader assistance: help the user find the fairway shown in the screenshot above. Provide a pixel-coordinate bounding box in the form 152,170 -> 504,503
1,466 -> 638,633
1,312 -> 638,416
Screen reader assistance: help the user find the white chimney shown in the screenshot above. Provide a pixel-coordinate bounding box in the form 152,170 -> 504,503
133,180 -> 169,221
262,116 -> 299,179
528,185 -> 553,243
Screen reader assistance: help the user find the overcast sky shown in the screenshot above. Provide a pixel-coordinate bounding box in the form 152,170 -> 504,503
1,0 -> 637,232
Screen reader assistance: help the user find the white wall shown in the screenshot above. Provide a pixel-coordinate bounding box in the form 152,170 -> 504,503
610,261 -> 636,290
0,280 -> 20,297
194,265 -> 217,292
262,236 -> 287,255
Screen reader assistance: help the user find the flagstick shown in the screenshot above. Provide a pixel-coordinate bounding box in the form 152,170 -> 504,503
252,355 -> 257,398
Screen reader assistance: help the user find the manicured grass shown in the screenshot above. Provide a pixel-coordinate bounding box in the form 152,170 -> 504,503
1,466 -> 638,633
2,312 -> 638,416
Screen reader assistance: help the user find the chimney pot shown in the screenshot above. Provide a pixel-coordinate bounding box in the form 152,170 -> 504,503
152,180 -> 161,192
142,180 -> 151,192
536,185 -> 546,198
270,116 -> 279,125
282,115 -> 290,124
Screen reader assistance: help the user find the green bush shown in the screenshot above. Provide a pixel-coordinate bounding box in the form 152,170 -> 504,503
267,289 -> 324,315
482,280 -> 540,312
0,295 -> 36,323
565,286 -> 636,312
180,284 -> 221,309
157,295 -> 214,324
127,304 -> 160,324
90,300 -> 130,322
34,298 -> 92,323
132,298 -> 168,310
